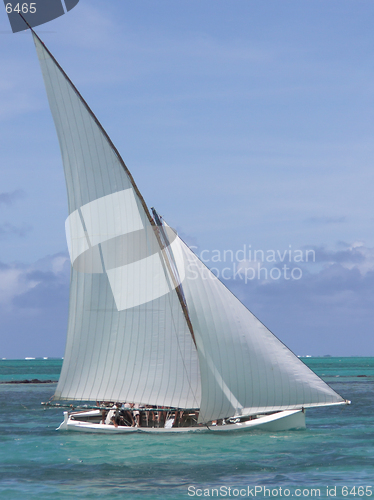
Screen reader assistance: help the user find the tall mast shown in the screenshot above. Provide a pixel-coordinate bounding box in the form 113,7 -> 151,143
151,208 -> 197,347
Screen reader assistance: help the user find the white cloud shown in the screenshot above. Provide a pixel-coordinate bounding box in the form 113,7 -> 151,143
0,253 -> 70,358
306,216 -> 347,225
0,189 -> 26,206
0,267 -> 37,307
0,253 -> 69,310
226,242 -> 374,355
312,243 -> 374,276
0,223 -> 30,239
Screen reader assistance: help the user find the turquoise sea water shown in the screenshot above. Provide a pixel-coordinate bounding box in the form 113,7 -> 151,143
0,358 -> 373,499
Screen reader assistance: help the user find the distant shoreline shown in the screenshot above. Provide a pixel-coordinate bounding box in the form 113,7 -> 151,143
0,379 -> 58,384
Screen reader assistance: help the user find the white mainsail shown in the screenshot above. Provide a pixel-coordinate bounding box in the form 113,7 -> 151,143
172,235 -> 345,422
33,33 -> 201,409
33,30 -> 346,425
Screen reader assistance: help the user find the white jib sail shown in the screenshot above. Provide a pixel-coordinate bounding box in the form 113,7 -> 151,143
173,236 -> 345,423
33,33 -> 200,408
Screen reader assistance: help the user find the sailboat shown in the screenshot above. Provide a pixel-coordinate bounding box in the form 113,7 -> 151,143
30,28 -> 349,433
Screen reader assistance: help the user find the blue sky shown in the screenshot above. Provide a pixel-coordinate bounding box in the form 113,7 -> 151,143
0,0 -> 373,358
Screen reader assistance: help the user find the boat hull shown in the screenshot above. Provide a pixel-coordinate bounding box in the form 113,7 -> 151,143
57,409 -> 306,433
